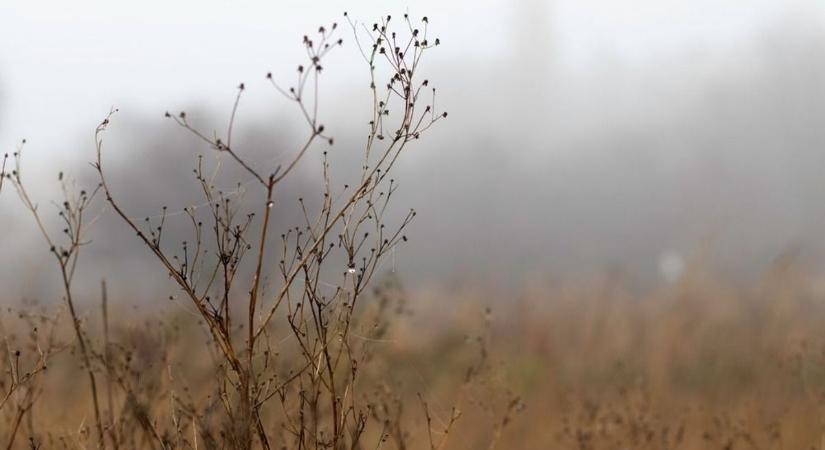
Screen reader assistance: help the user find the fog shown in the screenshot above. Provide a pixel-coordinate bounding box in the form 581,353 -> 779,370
2,0 -> 825,302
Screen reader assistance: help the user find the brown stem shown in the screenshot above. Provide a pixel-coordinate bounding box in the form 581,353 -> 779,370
101,280 -> 119,450
60,265 -> 106,449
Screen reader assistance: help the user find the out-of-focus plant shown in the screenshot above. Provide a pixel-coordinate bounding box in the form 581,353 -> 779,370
9,142 -> 106,447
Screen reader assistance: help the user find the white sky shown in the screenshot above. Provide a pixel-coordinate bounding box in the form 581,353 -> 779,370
2,0 -> 825,291
0,0 -> 822,165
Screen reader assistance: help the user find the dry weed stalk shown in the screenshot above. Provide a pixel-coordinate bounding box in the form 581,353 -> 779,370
0,306 -> 64,450
89,13 -> 448,450
0,151 -> 9,194
9,143 -> 107,448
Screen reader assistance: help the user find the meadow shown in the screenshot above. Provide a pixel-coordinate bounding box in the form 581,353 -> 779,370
5,267 -> 825,449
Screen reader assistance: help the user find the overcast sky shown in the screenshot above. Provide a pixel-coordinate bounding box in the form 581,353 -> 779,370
2,0 -> 822,162
3,0 -> 825,298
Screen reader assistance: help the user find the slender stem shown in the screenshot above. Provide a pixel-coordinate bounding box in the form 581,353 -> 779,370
102,280 -> 120,450
60,263 -> 106,449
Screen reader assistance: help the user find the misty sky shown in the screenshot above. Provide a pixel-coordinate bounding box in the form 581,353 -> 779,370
3,0 -> 825,298
2,0 -> 821,157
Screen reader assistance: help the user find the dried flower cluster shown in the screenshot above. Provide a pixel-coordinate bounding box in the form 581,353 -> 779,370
0,13 -> 518,450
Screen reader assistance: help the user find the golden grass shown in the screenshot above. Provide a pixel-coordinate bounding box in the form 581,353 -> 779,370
5,261 -> 825,449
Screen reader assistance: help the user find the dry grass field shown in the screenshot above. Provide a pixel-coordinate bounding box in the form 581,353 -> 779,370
5,265 -> 825,449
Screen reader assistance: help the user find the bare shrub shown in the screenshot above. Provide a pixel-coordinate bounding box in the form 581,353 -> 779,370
5,12 -> 462,450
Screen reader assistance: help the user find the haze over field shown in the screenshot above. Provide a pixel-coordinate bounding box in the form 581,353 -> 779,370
8,3 -> 825,449
2,0 -> 825,299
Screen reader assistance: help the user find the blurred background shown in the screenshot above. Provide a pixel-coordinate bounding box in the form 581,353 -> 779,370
8,2 -> 825,447
2,0 -> 825,301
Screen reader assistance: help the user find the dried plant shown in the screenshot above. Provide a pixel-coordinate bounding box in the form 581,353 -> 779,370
90,12 -> 447,450
0,151 -> 9,195
9,142 -> 107,447
1,12 -> 535,450
0,305 -> 64,450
